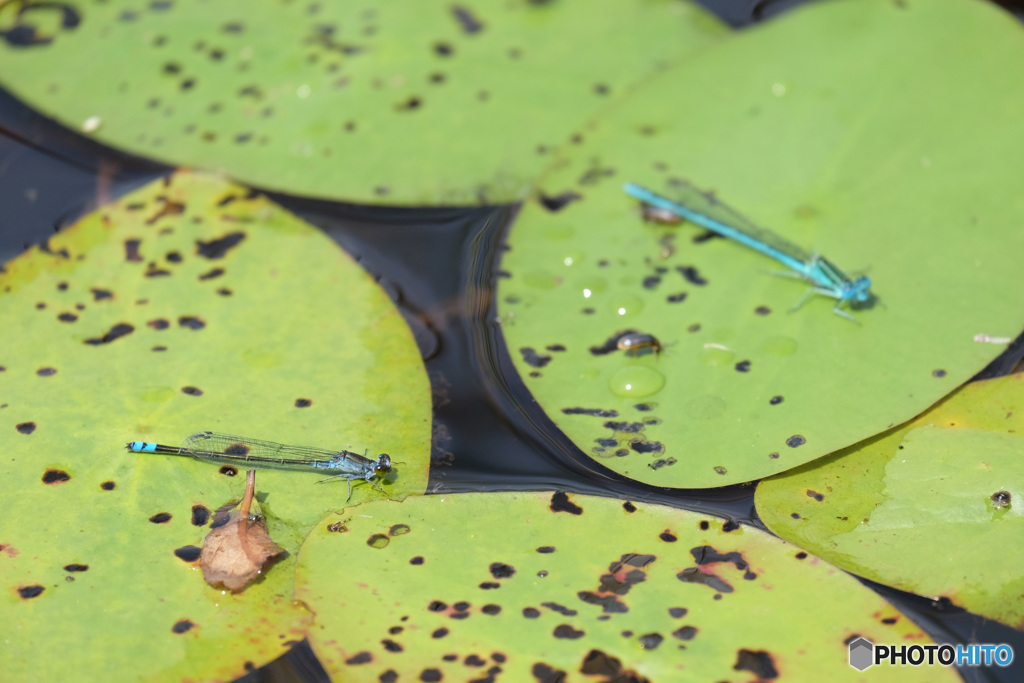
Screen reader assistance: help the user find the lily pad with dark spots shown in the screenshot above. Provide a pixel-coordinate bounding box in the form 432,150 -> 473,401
497,0 -> 1024,487
295,491 -> 956,682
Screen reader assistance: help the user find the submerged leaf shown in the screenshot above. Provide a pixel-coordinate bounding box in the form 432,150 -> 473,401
757,373 -> 1024,629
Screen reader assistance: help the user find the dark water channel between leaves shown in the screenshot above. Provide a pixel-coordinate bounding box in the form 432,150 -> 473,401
4,1 -> 1024,675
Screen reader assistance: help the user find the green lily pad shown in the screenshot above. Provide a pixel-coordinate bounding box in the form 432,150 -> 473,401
497,0 -> 1024,488
756,373 -> 1024,629
0,0 -> 726,205
295,491 -> 958,681
0,171 -> 430,680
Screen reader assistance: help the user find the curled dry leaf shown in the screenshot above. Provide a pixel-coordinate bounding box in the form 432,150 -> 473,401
200,470 -> 285,592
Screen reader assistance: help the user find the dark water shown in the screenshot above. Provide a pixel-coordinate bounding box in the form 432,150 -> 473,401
3,2 -> 1024,680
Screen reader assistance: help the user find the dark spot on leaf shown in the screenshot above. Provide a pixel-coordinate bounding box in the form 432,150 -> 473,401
545,344 -> 566,352
673,625 -> 698,640
806,489 -> 825,502
676,567 -> 733,592
381,639 -> 402,652
433,42 -> 453,56
174,545 -> 201,561
295,398 -> 312,408
542,602 -> 577,616
648,457 -> 677,471
58,312 -> 78,322
420,669 -> 442,682
676,265 -> 707,285
479,582 -> 499,589
532,662 -> 568,683
659,531 -> 677,542
481,604 -> 501,615
537,546 -> 555,554
432,627 -> 449,638
714,466 -> 727,475
410,556 -> 424,565
666,292 -> 687,303
769,395 -> 783,405
722,521 -> 740,533
171,619 -> 195,634
191,506 -> 210,526
769,452 -> 780,459
428,600 -> 448,612
519,347 -> 551,368
538,191 -> 582,212
668,607 -> 687,618
631,441 -> 664,454
735,360 -> 751,372
795,552 -> 807,559
698,521 -> 710,530
451,5 -> 484,33
148,318 -> 170,330
101,481 -> 116,491
90,288 -> 113,301
42,469 -> 69,484
881,617 -> 898,624
549,492 -> 582,515
933,369 -> 947,378
149,512 -> 172,524
64,563 -> 88,572
18,422 -> 37,435
196,232 -> 245,259
84,323 -> 134,345
755,305 -> 771,315
791,512 -> 801,519
638,633 -> 663,650
178,315 -> 205,330
18,585 -> 44,599
642,275 -> 660,289
734,649 -> 778,679
345,651 -> 372,665
389,524 -> 410,537
367,534 -> 389,548
489,562 -> 515,579
198,268 -> 224,280
181,386 -> 203,396
579,649 -> 624,677
553,624 -> 584,639
522,607 -> 540,618
786,435 -> 806,447
562,407 -> 618,417
603,420 -> 644,433
576,592 -> 626,613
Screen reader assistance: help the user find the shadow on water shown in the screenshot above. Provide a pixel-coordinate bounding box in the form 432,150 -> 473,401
3,9 -> 1024,682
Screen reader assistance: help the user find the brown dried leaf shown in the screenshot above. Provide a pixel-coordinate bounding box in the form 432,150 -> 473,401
199,471 -> 285,592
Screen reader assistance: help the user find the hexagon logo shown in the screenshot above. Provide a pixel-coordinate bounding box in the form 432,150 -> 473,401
849,637 -> 874,671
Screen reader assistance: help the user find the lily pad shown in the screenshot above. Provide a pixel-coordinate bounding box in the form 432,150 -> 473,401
497,0 -> 1024,488
0,0 -> 727,205
295,491 -> 958,681
756,373 -> 1024,630
0,171 -> 430,680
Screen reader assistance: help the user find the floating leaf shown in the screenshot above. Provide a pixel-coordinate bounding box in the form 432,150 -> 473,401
0,0 -> 727,205
295,491 -> 956,681
0,171 -> 430,680
756,373 -> 1024,629
497,0 -> 1024,487
200,470 -> 285,592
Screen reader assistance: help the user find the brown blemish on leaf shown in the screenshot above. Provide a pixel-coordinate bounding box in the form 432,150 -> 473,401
199,470 -> 285,592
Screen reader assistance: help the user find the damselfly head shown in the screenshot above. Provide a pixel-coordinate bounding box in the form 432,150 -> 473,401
375,454 -> 393,475
850,276 -> 872,303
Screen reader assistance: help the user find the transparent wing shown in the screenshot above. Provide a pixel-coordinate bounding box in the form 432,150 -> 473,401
666,179 -> 814,265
